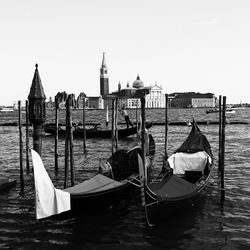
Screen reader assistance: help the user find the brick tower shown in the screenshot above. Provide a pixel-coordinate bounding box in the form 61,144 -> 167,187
100,52 -> 109,96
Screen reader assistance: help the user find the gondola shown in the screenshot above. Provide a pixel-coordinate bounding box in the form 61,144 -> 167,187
31,132 -> 155,219
141,120 -> 213,226
44,122 -> 152,138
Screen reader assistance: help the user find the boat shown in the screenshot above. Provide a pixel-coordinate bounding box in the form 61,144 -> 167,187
31,131 -> 155,219
205,108 -> 236,114
44,122 -> 153,138
0,107 -> 16,112
141,120 -> 213,226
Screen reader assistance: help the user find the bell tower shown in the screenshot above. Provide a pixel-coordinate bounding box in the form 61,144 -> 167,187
100,52 -> 109,96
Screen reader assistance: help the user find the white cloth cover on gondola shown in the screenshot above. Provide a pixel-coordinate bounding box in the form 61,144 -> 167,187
31,149 -> 71,219
167,151 -> 211,175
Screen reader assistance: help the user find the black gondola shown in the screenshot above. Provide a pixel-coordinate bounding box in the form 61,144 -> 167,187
142,121 -> 213,226
44,122 -> 152,138
31,132 -> 155,219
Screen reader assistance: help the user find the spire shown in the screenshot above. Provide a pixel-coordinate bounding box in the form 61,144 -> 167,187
118,81 -> 121,92
28,63 -> 46,99
101,52 -> 107,68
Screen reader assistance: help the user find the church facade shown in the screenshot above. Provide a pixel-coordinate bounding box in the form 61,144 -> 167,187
113,76 -> 166,109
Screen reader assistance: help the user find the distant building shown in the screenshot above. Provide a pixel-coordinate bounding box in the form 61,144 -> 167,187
100,52 -> 109,96
76,92 -> 87,108
111,76 -> 166,109
46,97 -> 54,109
86,96 -> 104,109
169,92 -> 216,108
46,54 -> 218,110
76,93 -> 103,109
146,83 -> 165,108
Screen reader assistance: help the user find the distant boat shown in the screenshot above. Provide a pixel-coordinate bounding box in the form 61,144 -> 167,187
231,101 -> 245,110
44,122 -> 153,138
205,108 -> 236,114
231,105 -> 245,110
0,107 -> 15,112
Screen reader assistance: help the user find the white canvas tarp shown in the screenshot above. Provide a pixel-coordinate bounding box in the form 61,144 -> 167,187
167,151 -> 211,175
31,149 -> 71,219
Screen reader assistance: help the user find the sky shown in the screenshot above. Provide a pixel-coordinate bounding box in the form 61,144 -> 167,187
0,0 -> 249,106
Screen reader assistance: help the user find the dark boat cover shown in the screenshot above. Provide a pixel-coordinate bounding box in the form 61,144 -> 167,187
176,120 -> 213,158
149,174 -> 198,199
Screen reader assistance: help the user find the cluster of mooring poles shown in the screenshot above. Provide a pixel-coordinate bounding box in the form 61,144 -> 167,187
18,64 -> 136,189
18,64 -> 46,189
17,64 -> 227,200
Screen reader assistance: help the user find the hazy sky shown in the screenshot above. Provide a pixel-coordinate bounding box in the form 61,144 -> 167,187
0,0 -> 249,106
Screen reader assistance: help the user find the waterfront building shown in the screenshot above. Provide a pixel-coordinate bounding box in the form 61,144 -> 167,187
169,92 -> 216,108
146,83 -> 165,108
112,75 -> 166,109
86,96 -> 104,109
76,93 -> 103,109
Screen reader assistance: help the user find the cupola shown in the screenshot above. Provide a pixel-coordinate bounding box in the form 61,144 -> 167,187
132,75 -> 144,88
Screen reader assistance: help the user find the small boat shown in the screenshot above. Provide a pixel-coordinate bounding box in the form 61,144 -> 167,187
141,120 -> 213,226
206,108 -> 236,114
44,122 -> 152,138
31,132 -> 155,219
0,107 -> 16,112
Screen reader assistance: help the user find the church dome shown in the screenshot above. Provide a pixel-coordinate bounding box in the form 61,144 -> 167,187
132,75 -> 144,88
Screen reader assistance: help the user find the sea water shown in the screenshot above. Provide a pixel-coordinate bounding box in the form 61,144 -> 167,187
0,108 -> 249,249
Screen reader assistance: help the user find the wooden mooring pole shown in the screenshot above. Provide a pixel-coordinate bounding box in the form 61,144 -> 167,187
220,96 -> 226,201
106,105 -> 109,126
218,95 -> 222,172
111,99 -> 115,155
64,97 -> 75,188
18,101 -> 24,189
55,96 -> 59,172
115,97 -> 118,151
64,99 -> 70,188
69,103 -> 75,187
83,97 -> 86,153
164,94 -> 168,158
141,96 -> 146,173
25,100 -> 30,174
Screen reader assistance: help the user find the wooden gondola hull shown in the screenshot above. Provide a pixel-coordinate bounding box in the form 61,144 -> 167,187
143,121 -> 214,225
44,123 -> 152,138
145,183 -> 209,225
70,180 -> 139,213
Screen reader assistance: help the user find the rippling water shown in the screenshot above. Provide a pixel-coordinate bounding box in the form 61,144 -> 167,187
0,108 -> 249,249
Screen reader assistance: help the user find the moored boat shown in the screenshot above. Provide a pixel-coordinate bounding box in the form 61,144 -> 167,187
31,131 -> 155,219
206,108 -> 235,114
141,120 -> 213,226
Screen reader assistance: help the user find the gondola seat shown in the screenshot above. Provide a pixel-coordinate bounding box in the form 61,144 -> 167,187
167,151 -> 211,176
